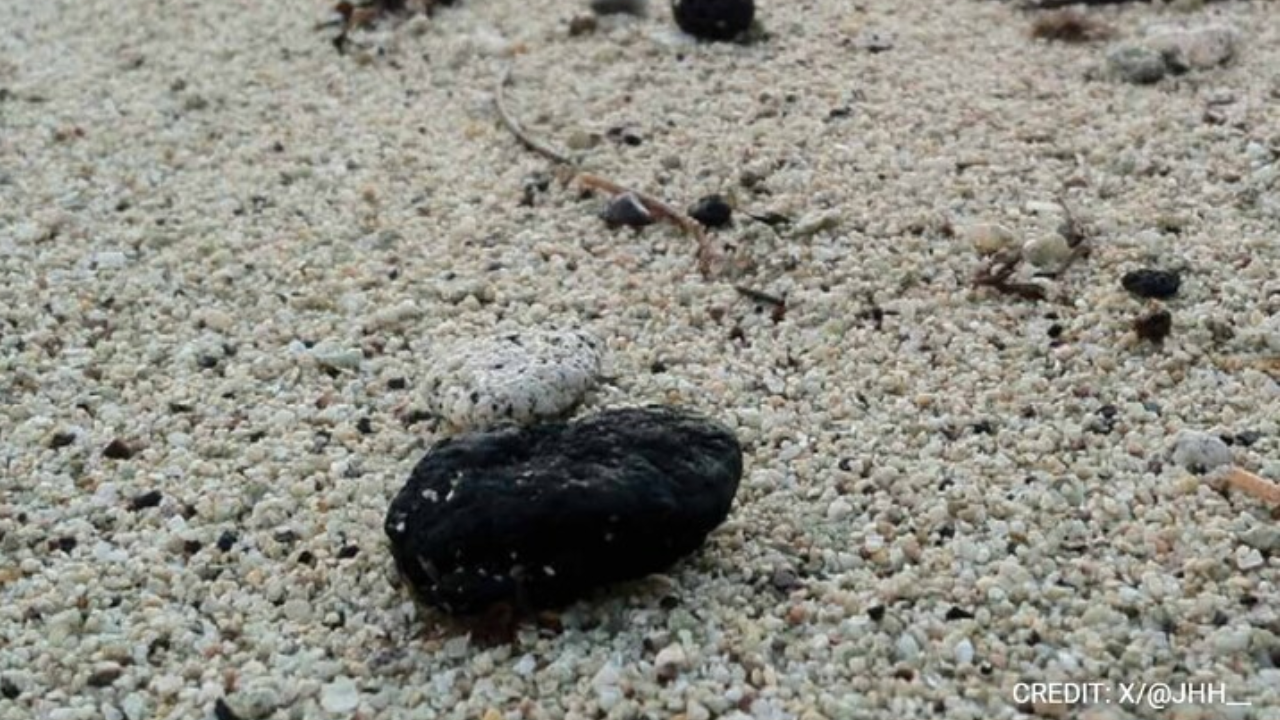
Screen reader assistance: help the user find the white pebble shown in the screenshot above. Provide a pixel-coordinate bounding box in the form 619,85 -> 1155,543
1172,431 -> 1232,473
954,638 -> 975,666
425,329 -> 603,430
1021,234 -> 1072,270
1235,546 -> 1265,571
320,677 -> 359,714
826,497 -> 853,521
963,222 -> 1017,256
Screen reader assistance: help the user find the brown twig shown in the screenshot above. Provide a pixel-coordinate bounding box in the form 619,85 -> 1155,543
495,67 -> 573,166
972,249 -> 1048,302
576,173 -> 717,277
734,286 -> 785,306
1221,466 -> 1280,507
496,67 -> 720,276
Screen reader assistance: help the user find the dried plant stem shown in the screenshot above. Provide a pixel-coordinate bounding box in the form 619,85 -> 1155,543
1221,466 -> 1280,507
495,67 -> 573,166
496,67 -> 718,276
576,173 -> 717,277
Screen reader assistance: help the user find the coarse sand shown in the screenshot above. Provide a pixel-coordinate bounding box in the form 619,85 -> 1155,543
1,0 -> 1278,718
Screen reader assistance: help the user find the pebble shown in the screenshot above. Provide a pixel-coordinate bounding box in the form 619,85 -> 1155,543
1171,431 -> 1232,474
791,210 -> 842,238
671,0 -> 755,42
1149,25 -> 1239,72
424,329 -> 602,430
1235,546 -> 1264,571
590,0 -> 647,16
320,677 -> 359,715
309,343 -> 364,371
1107,46 -> 1168,84
384,407 -> 743,613
964,222 -> 1018,256
600,192 -> 655,228
1021,233 -> 1072,271
688,194 -> 734,229
1121,268 -> 1181,299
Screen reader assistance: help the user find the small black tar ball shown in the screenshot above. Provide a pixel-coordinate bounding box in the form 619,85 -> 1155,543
1122,268 -> 1180,299
1134,309 -> 1172,344
672,0 -> 754,41
688,194 -> 733,228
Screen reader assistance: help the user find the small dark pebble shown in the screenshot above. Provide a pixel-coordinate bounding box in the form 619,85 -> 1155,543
196,355 -> 219,369
86,666 -> 122,688
216,531 -> 237,552
102,438 -> 136,460
387,377 -> 408,390
183,540 -> 203,555
356,417 -> 374,435
688,194 -> 733,229
1231,430 -> 1262,447
659,595 -> 681,610
0,678 -> 18,699
274,530 -> 298,544
867,605 -> 886,622
600,192 -> 654,228
1134,309 -> 1173,344
672,0 -> 755,41
48,431 -> 76,449
568,14 -> 598,36
337,545 -> 360,559
298,550 -> 316,565
129,490 -> 163,511
945,606 -> 975,621
769,567 -> 801,593
53,536 -> 77,553
971,420 -> 996,436
214,698 -> 245,720
1121,268 -> 1181,299
591,0 -> 646,16
650,359 -> 668,374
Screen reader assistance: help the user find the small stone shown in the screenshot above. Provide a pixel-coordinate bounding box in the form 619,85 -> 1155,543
688,194 -> 733,229
310,343 -> 364,371
1108,46 -> 1168,84
826,497 -> 853,520
94,251 -> 129,269
568,15 -> 598,36
672,0 -> 755,42
565,129 -> 600,151
86,663 -> 122,687
654,643 -> 688,680
1134,309 -> 1173,344
590,0 -> 647,16
129,490 -> 163,511
424,329 -> 602,430
1021,234 -> 1072,270
1235,546 -> 1265,571
320,677 -> 359,715
792,210 -> 842,238
1149,25 -> 1239,72
600,192 -> 655,228
1122,268 -> 1181,299
1172,431 -> 1232,474
964,222 -> 1018,256
385,407 -> 743,613
954,638 -> 975,666
103,438 -> 137,460
854,29 -> 894,53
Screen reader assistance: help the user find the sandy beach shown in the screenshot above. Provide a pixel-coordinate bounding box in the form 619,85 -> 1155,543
2,0 -> 1278,718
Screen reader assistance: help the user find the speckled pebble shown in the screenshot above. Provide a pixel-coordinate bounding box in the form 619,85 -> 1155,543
424,329 -> 603,430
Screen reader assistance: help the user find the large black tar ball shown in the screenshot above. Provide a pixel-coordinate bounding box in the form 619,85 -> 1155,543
385,407 -> 743,614
672,0 -> 755,42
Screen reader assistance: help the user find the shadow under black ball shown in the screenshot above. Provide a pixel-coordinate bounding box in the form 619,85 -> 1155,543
672,0 -> 755,42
